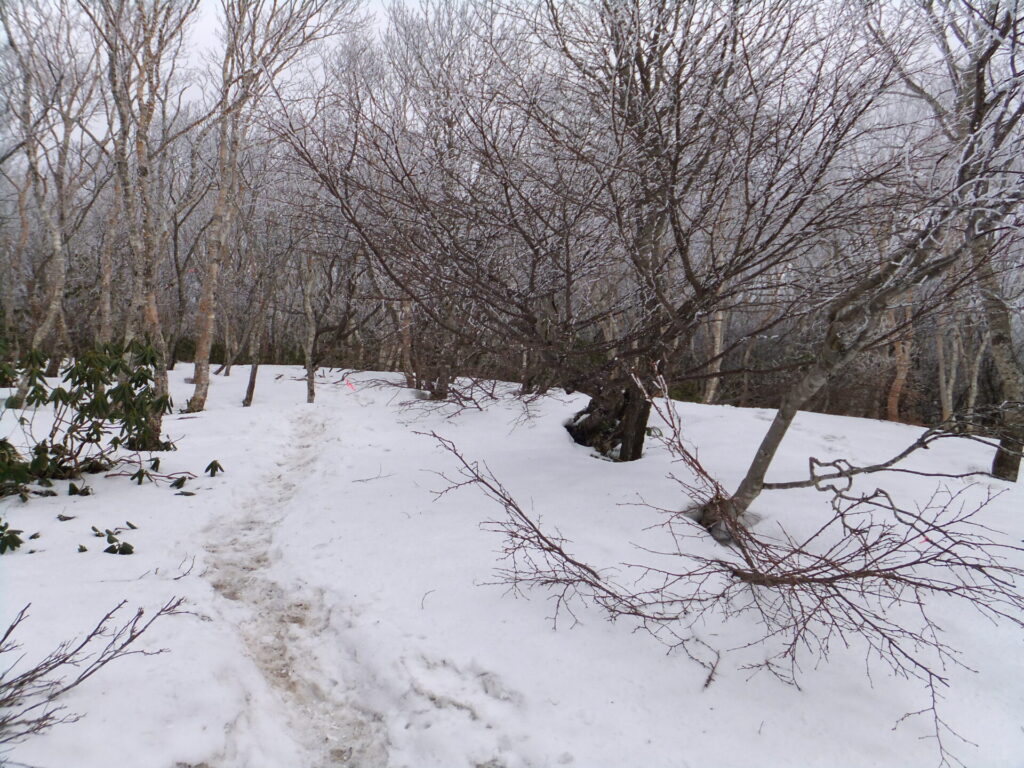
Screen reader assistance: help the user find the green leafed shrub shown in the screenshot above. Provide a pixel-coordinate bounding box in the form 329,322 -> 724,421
1,342 -> 173,498
0,519 -> 23,554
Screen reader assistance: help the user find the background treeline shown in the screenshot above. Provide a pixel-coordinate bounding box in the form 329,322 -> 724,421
1,0 -> 1023,473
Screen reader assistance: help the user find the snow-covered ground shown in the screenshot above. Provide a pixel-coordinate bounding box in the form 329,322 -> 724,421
2,367 -> 1022,768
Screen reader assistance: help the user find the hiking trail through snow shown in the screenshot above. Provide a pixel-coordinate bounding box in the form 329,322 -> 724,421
202,406 -> 389,767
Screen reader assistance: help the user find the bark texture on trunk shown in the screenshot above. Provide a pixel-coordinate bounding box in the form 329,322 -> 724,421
887,332 -> 912,423
975,247 -> 1024,480
566,377 -> 652,462
400,299 -> 415,389
717,363 -> 834,539
243,360 -> 260,408
964,331 -> 988,430
222,318 -> 236,376
242,293 -> 268,407
935,320 -> 959,422
303,255 -> 317,404
0,244 -> 14,361
14,136 -> 68,402
187,109 -> 241,412
187,257 -> 220,411
97,190 -> 119,345
142,291 -> 172,450
703,309 -> 726,404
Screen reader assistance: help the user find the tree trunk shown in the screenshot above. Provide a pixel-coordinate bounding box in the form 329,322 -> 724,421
187,256 -> 220,410
220,316 -> 236,376
142,291 -> 171,448
703,309 -> 726,404
935,318 -> 958,422
187,46 -> 247,412
400,299 -> 415,389
975,246 -> 1024,480
566,376 -> 651,462
887,317 -> 912,422
44,312 -> 68,377
44,356 -> 61,378
719,257 -> 950,533
738,340 -> 754,408
964,330 -> 988,431
242,308 -> 266,408
719,362 -> 834,539
243,361 -> 260,408
4,180 -> 31,363
15,165 -> 67,401
97,192 -> 119,346
216,319 -> 254,377
0,243 -> 14,360
303,255 -> 317,404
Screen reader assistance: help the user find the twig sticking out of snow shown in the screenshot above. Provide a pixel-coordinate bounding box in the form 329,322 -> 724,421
0,597 -> 184,748
431,425 -> 1024,768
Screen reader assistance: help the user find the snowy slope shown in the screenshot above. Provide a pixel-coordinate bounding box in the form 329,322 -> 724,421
1,367 -> 1022,768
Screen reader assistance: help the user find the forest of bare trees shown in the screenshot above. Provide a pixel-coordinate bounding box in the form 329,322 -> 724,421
2,0 -> 1023,481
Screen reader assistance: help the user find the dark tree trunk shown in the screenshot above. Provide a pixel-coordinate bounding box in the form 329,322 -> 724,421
566,378 -> 652,461
242,316 -> 263,408
992,407 -> 1024,482
974,233 -> 1023,481
243,361 -> 259,407
424,363 -> 452,400
44,313 -> 68,377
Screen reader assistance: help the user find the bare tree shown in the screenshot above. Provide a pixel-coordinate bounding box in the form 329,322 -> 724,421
868,0 -> 1024,480
707,2 -> 1024,534
185,0 -> 361,412
78,0 -> 201,447
521,0 -> 900,460
1,0 -> 107,395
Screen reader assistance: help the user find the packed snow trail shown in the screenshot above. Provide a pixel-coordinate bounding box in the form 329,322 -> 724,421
200,394 -> 532,768
200,390 -> 546,768
202,405 -> 389,767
